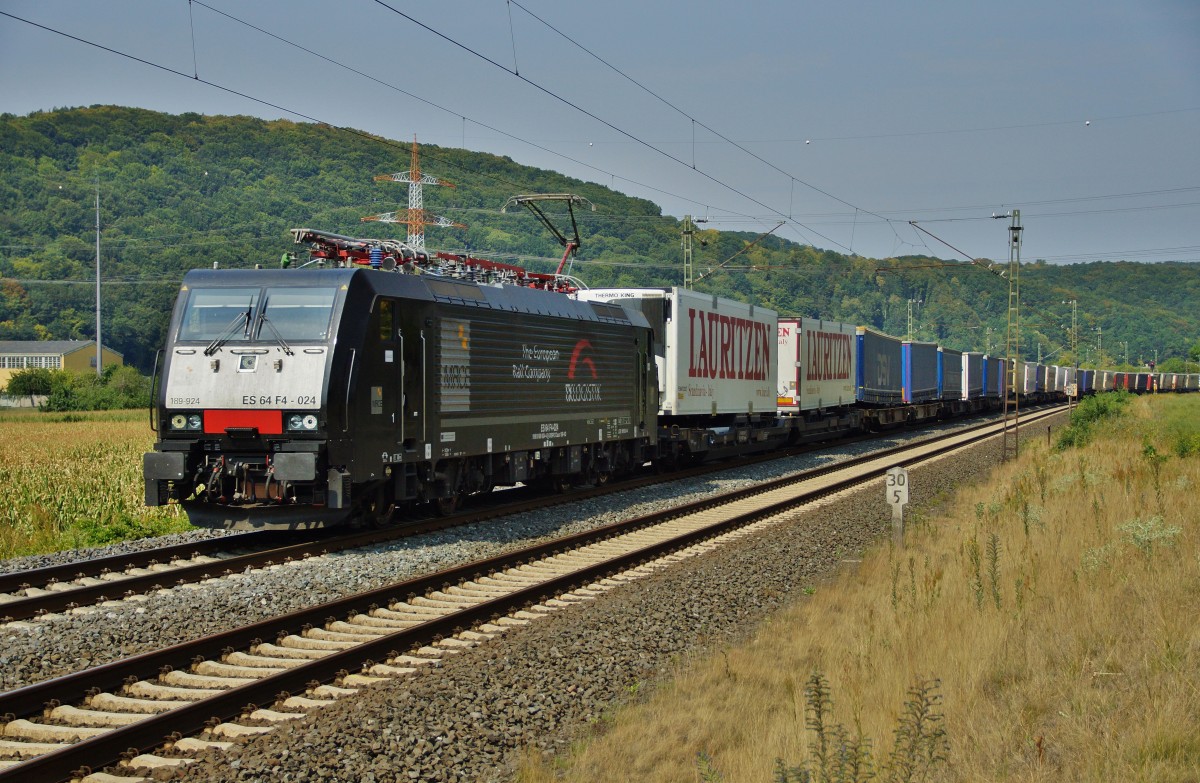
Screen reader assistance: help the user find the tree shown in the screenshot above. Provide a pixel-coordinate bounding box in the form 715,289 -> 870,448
3,367 -> 53,396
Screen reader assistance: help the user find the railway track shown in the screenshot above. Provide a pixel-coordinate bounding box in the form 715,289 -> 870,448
0,409 -> 1028,625
0,406 -> 1062,782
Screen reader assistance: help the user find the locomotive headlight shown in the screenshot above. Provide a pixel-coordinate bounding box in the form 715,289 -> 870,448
286,413 -> 319,432
170,413 -> 203,431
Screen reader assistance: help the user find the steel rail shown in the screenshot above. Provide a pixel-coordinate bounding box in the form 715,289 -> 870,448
0,405 -> 1065,782
0,530 -> 279,596
0,407 -> 1020,622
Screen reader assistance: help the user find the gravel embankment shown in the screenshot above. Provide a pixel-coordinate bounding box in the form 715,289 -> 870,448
157,413 -> 1061,783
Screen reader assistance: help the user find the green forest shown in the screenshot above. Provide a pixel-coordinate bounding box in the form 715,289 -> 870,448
1,106 -> 1197,373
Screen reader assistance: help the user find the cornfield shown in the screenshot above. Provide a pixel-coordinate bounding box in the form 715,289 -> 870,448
0,410 -> 190,559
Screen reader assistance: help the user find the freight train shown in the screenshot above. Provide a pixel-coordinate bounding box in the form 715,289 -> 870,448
144,228 -> 1198,530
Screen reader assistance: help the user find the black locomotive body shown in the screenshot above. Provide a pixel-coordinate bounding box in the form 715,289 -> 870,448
145,267 -> 657,529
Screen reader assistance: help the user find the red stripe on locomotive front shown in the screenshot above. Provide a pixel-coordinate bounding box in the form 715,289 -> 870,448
203,409 -> 283,435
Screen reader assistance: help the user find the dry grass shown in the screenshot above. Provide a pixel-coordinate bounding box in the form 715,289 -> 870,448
0,410 -> 189,558
519,394 -> 1200,782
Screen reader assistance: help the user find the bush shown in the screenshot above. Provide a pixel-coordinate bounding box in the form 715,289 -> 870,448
38,365 -> 151,411
1055,391 -> 1132,451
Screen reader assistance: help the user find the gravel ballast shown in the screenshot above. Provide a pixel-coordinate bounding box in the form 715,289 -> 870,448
0,418 -> 1002,693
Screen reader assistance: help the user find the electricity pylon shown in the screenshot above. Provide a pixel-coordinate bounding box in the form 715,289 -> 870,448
363,135 -> 465,250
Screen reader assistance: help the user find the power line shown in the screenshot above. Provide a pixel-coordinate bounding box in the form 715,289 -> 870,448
368,0 -> 853,252
726,106 -> 1200,144
188,1 -> 800,225
5,8 -> 1195,268
186,2 -> 741,216
522,107 -> 1200,146
507,0 -> 894,225
0,7 -> 761,230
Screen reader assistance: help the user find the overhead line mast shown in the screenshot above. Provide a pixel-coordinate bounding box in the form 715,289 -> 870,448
363,135 -> 465,251
1001,210 -> 1022,462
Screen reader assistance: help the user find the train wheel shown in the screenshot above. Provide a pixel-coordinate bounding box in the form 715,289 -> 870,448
594,470 -> 612,487
351,481 -> 395,528
433,494 -> 461,516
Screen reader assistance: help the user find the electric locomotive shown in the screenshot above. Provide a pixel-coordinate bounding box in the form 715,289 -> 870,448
144,233 -> 658,530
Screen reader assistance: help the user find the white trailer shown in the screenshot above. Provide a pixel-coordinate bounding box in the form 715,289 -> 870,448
776,317 -> 857,413
576,287 -> 777,417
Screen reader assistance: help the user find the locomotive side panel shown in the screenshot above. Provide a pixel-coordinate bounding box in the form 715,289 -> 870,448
330,276 -> 438,480
428,307 -> 647,460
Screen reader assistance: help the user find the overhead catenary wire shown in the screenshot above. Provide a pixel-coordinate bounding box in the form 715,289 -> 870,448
367,0 -> 852,253
0,7 -> 763,231
1,5 -> 823,255
185,0 -> 782,225
506,0 -> 896,226
2,9 -> 1195,270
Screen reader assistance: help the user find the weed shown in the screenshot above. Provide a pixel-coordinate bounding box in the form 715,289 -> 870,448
1081,542 -> 1117,576
966,533 -> 984,610
890,561 -> 901,612
1035,463 -> 1048,503
1141,439 -> 1169,513
884,679 -> 948,783
987,533 -> 1002,609
806,672 -> 834,779
776,672 -> 940,783
773,758 -> 813,783
696,750 -> 725,782
1172,432 -> 1200,458
920,555 -> 943,611
907,556 -> 918,612
1118,515 -> 1181,565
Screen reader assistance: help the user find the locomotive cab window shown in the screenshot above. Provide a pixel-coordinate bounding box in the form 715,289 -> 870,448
259,287 -> 337,341
177,287 -> 261,342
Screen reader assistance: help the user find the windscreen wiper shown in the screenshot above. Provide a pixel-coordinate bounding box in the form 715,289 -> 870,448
256,312 -> 294,356
204,300 -> 254,356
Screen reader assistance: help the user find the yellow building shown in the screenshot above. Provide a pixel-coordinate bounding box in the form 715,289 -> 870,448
0,340 -> 124,389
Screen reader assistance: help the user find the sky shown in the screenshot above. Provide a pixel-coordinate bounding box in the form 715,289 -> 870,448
1,0 -> 1198,266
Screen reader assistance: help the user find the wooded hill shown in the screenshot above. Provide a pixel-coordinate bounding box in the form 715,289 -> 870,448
1,106 -> 1196,373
